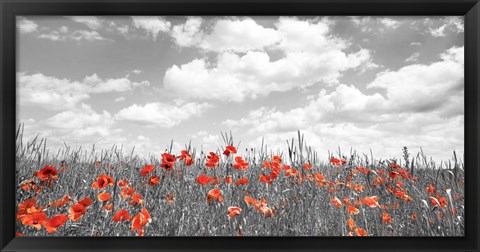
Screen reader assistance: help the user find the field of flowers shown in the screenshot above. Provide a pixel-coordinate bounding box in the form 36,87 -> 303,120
15,130 -> 464,237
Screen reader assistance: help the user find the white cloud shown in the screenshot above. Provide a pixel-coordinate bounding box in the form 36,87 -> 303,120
171,17 -> 203,47
351,16 -> 402,33
380,18 -> 401,29
222,83 -> 387,135
200,17 -> 280,52
132,69 -> 142,74
70,16 -> 103,30
38,28 -> 107,42
368,46 -> 464,113
84,73 -> 150,93
417,17 -> 464,37
46,104 -> 116,137
191,131 -> 220,144
59,26 -> 69,33
410,42 -> 422,46
274,17 -> 345,54
114,96 -> 126,102
17,17 -> 38,33
405,52 -> 420,63
440,46 -> 464,63
38,31 -> 65,41
429,24 -> 447,37
18,72 -> 150,110
19,104 -> 126,153
164,17 -> 374,102
170,17 -> 280,52
70,30 -> 105,41
131,16 -> 171,40
221,47 -> 464,162
117,25 -> 129,35
115,101 -> 212,128
445,16 -> 464,33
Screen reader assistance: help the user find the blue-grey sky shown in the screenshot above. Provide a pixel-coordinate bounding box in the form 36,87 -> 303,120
17,16 -> 464,162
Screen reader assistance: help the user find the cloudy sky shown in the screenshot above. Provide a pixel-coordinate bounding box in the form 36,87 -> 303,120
16,16 -> 464,162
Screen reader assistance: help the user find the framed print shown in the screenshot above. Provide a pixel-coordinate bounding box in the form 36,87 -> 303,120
1,0 -> 479,251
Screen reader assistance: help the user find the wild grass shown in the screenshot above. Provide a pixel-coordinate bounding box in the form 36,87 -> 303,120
15,126 -> 464,236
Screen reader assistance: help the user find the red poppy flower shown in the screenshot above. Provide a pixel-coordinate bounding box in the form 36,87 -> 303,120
21,212 -> 48,230
17,198 -> 42,220
259,205 -> 275,217
117,179 -> 129,187
223,145 -> 237,156
398,169 -> 411,179
129,194 -> 144,206
206,188 -> 224,204
113,209 -> 132,222
92,174 -> 115,189
160,162 -> 174,171
178,150 -> 193,166
354,184 -> 365,192
315,172 -> 326,183
21,179 -> 36,191
165,193 -> 175,203
196,175 -> 213,185
234,177 -> 249,186
262,161 -> 272,168
78,197 -> 93,207
285,168 -> 298,177
347,205 -> 360,215
97,192 -> 111,202
103,203 -> 113,212
244,196 -> 257,206
131,208 -> 151,236
210,176 -> 220,185
140,165 -> 155,177
161,153 -> 177,163
44,214 -> 69,233
160,153 -> 176,171
330,197 -> 342,208
355,227 -> 368,236
330,157 -> 346,166
259,174 -> 272,184
382,212 -> 392,224
270,166 -> 281,180
439,197 -> 448,207
227,207 -> 242,218
148,176 -> 160,186
233,156 -> 249,170
356,167 -> 370,174
389,171 -> 399,179
224,175 -> 232,184
363,196 -> 380,208
34,165 -> 58,180
68,203 -> 86,222
272,155 -> 282,164
205,152 -> 220,167
303,163 -> 312,170
390,163 -> 401,169
347,218 -> 355,231
121,187 -> 135,199
426,184 -> 435,195
430,195 -> 448,208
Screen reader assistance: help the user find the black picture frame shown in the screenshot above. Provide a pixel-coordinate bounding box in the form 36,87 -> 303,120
1,0 -> 479,251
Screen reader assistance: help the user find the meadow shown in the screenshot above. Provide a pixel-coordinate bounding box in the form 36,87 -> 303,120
15,128 -> 465,237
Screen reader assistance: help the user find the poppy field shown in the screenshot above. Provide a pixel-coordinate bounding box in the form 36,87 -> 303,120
15,130 -> 465,237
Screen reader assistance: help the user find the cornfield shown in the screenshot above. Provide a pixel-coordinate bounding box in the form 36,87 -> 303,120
15,126 -> 465,237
